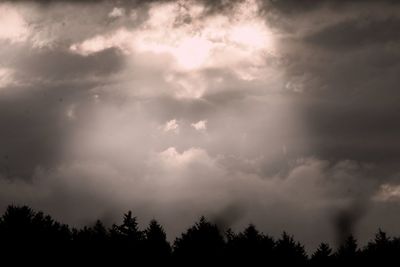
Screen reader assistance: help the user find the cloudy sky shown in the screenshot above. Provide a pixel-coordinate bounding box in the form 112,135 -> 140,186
1,0 -> 400,250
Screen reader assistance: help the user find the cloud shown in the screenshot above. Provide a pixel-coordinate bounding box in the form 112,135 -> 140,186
0,68 -> 16,89
191,120 -> 207,131
70,29 -> 134,56
0,4 -> 29,43
305,17 -> 400,50
70,0 -> 275,73
374,183 -> 400,202
162,119 -> 179,134
0,152 -> 381,250
108,7 -> 125,18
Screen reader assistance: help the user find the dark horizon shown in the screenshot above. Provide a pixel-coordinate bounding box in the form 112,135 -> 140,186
1,203 -> 399,266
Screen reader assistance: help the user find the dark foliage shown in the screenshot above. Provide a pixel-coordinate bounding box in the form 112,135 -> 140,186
173,216 -> 225,265
225,224 -> 275,265
311,242 -> 333,266
0,205 -> 399,266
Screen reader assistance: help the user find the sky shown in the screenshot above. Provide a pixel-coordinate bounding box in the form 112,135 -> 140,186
0,0 -> 400,251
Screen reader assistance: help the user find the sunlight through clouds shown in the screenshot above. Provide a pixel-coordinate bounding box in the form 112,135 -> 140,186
68,0 -> 278,98
70,0 -> 275,72
2,0 -> 399,251
0,4 -> 29,43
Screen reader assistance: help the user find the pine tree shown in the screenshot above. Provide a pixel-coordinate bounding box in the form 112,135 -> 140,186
274,232 -> 308,266
173,216 -> 225,264
311,242 -> 333,266
335,235 -> 359,264
144,219 -> 171,261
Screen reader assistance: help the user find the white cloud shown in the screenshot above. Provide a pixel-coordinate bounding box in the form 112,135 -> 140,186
157,147 -> 213,169
65,0 -> 282,100
70,0 -> 275,72
374,184 -> 400,202
70,28 -> 134,56
191,120 -> 207,131
108,7 -> 125,18
0,4 -> 29,43
162,119 -> 180,134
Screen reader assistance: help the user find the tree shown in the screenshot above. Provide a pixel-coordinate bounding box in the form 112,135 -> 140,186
110,211 -> 143,241
335,234 -> 359,264
173,216 -> 225,264
143,219 -> 171,262
311,242 -> 333,266
0,205 -> 72,264
363,229 -> 399,264
109,211 -> 145,263
226,224 -> 275,265
0,205 -> 71,243
3,204 -> 400,265
274,232 -> 308,266
0,205 -> 35,241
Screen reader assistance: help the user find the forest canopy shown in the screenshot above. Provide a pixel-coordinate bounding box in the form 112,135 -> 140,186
0,205 -> 399,265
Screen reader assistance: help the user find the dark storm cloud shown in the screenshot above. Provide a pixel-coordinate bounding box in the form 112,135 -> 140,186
305,17 -> 400,50
265,3 -> 400,247
13,47 -> 125,80
0,0 -> 169,7
263,0 -> 400,14
0,84 -> 77,179
0,34 -> 126,179
273,0 -> 400,168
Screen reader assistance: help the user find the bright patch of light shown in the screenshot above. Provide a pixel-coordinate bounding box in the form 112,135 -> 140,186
133,0 -> 273,71
191,120 -> 207,131
70,29 -> 133,56
0,4 -> 29,42
109,7 -> 124,18
71,0 -> 274,70
374,184 -> 400,202
158,147 -> 213,169
230,23 -> 268,49
175,37 -> 213,70
69,0 -> 277,98
162,119 -> 179,134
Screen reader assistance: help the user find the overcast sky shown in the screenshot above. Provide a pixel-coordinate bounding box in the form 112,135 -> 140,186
0,0 -> 400,250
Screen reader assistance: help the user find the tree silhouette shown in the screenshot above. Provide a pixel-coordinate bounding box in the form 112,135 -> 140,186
226,224 -> 275,265
0,205 -> 71,243
311,242 -> 333,266
1,204 -> 400,265
173,216 -> 225,264
274,232 -> 308,266
363,229 -> 400,264
108,211 -> 145,263
110,211 -> 143,241
74,220 -> 108,242
143,219 -> 171,263
0,205 -> 72,264
335,234 -> 359,265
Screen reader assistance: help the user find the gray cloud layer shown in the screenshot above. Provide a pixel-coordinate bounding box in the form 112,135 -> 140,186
0,0 -> 399,251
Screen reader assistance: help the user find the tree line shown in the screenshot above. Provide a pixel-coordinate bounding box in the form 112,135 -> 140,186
0,205 -> 399,265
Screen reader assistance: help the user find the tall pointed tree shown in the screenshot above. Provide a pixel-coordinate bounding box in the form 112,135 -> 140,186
311,242 -> 333,266
274,232 -> 308,266
173,216 -> 225,264
144,219 -> 171,262
335,235 -> 359,264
